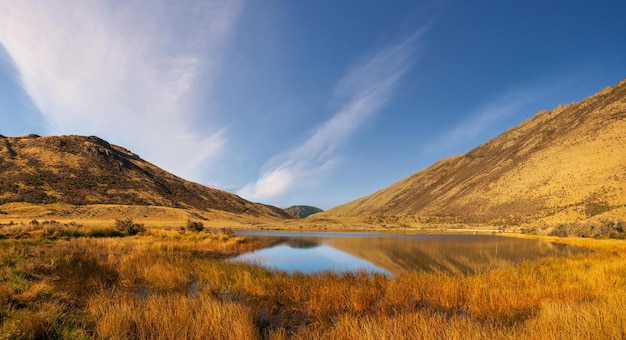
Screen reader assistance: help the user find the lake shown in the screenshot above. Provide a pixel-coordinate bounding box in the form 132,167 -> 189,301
230,231 -> 585,275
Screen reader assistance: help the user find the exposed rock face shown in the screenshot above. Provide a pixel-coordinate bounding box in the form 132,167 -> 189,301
323,79 -> 626,224
0,134 -> 292,219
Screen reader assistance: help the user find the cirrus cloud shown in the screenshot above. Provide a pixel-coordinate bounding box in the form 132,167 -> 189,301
238,28 -> 427,202
0,0 -> 242,180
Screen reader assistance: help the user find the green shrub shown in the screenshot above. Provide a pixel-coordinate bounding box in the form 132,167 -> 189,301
520,226 -> 538,235
585,202 -> 610,217
615,220 -> 625,233
548,224 -> 569,238
186,219 -> 204,233
114,218 -> 146,236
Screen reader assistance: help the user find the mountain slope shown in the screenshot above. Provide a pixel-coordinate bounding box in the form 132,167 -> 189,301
0,134 -> 291,219
284,205 -> 324,218
324,79 -> 626,224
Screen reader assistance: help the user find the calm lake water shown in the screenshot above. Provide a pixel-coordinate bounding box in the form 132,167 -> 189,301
230,231 -> 586,275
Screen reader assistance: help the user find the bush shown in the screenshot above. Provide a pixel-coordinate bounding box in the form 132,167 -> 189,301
520,226 -> 538,235
585,202 -> 610,217
614,220 -> 625,233
115,218 -> 146,236
186,219 -> 204,233
548,224 -> 569,238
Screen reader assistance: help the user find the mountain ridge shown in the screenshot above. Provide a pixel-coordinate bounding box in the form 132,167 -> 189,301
323,78 -> 626,225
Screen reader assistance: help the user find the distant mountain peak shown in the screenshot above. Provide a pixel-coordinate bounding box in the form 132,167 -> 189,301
284,205 -> 324,218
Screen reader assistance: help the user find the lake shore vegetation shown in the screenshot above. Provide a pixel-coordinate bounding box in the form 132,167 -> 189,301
0,221 -> 625,339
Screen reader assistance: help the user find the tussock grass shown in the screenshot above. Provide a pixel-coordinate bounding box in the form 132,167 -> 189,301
1,232 -> 625,339
0,219 -> 124,239
87,292 -> 256,340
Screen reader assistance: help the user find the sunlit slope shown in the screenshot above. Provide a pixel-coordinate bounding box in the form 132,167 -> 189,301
0,134 -> 291,219
324,79 -> 626,224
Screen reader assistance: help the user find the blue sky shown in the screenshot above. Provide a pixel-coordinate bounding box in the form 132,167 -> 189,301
1,1 -> 625,210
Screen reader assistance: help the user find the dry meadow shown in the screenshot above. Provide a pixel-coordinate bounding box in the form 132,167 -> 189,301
1,220 -> 625,339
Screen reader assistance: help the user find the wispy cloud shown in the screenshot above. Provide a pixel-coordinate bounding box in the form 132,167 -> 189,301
238,28 -> 427,201
0,0 -> 242,180
424,89 -> 538,155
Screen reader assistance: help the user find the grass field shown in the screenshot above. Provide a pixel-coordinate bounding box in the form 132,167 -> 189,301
1,221 -> 625,339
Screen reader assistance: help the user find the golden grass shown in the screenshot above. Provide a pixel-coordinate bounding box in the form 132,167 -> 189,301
87,292 -> 257,340
1,231 -> 625,339
0,202 -> 285,230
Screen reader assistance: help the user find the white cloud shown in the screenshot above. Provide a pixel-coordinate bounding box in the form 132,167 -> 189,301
425,90 -> 533,155
238,28 -> 426,201
0,0 -> 242,180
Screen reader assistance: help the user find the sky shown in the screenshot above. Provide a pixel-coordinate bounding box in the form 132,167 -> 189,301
1,1 -> 625,210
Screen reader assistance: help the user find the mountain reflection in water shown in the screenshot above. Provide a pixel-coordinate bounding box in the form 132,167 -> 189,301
230,231 -> 586,275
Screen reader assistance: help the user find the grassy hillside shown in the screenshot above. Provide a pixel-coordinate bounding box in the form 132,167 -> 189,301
0,134 -> 291,220
324,79 -> 626,225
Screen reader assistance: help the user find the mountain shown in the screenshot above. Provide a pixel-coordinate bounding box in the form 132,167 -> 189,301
323,79 -> 626,225
0,134 -> 292,219
284,205 -> 324,218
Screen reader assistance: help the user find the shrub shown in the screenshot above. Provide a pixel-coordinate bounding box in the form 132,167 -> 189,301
115,218 -> 146,236
585,202 -> 610,217
614,220 -> 625,233
520,226 -> 538,235
548,224 -> 569,238
186,219 -> 204,233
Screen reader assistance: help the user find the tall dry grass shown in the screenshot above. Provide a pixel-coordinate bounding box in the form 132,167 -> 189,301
87,291 -> 256,340
1,232 -> 625,339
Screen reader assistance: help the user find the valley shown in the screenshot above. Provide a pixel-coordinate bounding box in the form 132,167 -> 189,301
1,78 -> 625,339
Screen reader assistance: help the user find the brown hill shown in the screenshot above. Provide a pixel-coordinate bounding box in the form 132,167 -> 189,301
323,79 -> 626,225
0,134 -> 291,219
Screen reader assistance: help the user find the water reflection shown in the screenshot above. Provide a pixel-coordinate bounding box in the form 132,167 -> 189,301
233,243 -> 390,275
231,231 -> 586,275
